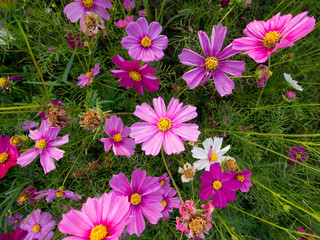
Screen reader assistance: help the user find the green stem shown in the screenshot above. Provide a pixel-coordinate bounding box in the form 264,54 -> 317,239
218,4 -> 235,25
157,0 -> 167,22
256,55 -> 271,107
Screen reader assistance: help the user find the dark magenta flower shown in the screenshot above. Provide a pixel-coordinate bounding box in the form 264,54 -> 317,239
0,228 -> 28,240
234,169 -> 252,193
287,145 -> 308,165
0,136 -> 19,179
17,186 -> 37,205
158,172 -> 170,192
297,226 -> 317,240
65,33 -> 84,49
285,91 -> 296,99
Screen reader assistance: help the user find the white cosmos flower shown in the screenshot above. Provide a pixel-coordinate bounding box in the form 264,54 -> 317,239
192,137 -> 230,171
284,73 -> 303,91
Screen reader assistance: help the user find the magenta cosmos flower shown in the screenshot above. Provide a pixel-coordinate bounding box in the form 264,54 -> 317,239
21,209 -> 56,240
114,15 -> 133,28
158,172 -> 170,192
8,213 -> 24,230
35,188 -> 82,203
178,24 -> 246,97
130,97 -> 200,156
139,9 -> 147,17
58,192 -> 130,239
123,0 -> 135,11
232,12 -> 316,63
199,163 -> 241,208
17,119 -> 69,174
121,17 -> 168,63
0,228 -> 28,240
160,187 -> 181,221
287,145 -> 308,165
111,55 -> 159,95
64,0 -> 112,23
0,136 -> 19,179
100,115 -> 136,158
234,169 -> 252,193
110,168 -> 164,236
78,63 -> 100,88
297,226 -> 317,240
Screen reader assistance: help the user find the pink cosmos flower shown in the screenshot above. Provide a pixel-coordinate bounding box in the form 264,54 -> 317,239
139,9 -> 147,17
287,145 -> 308,165
17,186 -> 37,205
123,0 -> 135,11
22,121 -> 39,131
21,209 -> 56,240
58,192 -> 130,239
285,91 -> 296,99
158,172 -> 170,192
160,187 -> 181,221
121,17 -> 168,62
35,188 -> 82,203
64,0 -> 112,23
297,226 -> 317,240
178,24 -> 246,97
111,55 -> 159,95
256,64 -> 272,88
130,97 -> 200,156
77,63 -> 100,88
0,136 -> 19,179
199,163 -> 241,208
232,12 -> 316,63
39,100 -> 63,118
100,115 -> 136,158
17,119 -> 69,174
0,228 -> 28,240
234,169 -> 252,193
7,213 -> 24,230
176,199 -> 214,240
114,15 -> 134,28
109,168 -> 164,236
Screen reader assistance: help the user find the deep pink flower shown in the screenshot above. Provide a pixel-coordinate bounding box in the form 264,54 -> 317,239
114,15 -> 134,28
64,0 -> 112,23
7,213 -> 24,229
234,169 -> 252,193
65,33 -> 84,49
232,12 -> 316,63
256,64 -> 272,88
0,228 -> 28,240
111,55 -> 159,95
121,17 -> 168,62
0,136 -> 19,179
158,172 -> 170,192
39,100 -> 63,118
58,192 -> 130,239
77,63 -> 100,87
17,186 -> 37,205
17,119 -> 69,174
298,226 -> 317,240
160,187 -> 181,221
179,24 -> 246,97
100,115 -> 136,158
199,163 -> 241,208
123,0 -> 135,11
21,209 -> 56,240
22,121 -> 39,131
35,188 -> 82,203
130,97 -> 200,156
287,145 -> 308,165
139,9 -> 147,17
109,168 -> 164,236
285,91 -> 296,99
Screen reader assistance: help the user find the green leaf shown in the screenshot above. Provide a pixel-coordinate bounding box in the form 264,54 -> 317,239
63,53 -> 75,83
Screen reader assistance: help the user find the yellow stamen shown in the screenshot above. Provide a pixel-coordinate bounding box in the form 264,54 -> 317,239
212,180 -> 222,190
130,193 -> 141,205
189,216 -> 207,236
224,158 -> 237,171
0,152 -> 9,163
141,36 -> 152,48
19,194 -> 28,203
236,174 -> 245,182
296,153 -> 301,159
0,77 -> 9,87
263,31 -> 280,48
90,225 -> 108,240
113,133 -> 123,143
56,191 -> 64,198
158,118 -> 172,132
14,219 -> 19,224
86,72 -> 93,78
36,140 -> 48,150
129,71 -> 142,82
160,180 -> 165,186
32,224 -> 41,233
184,169 -> 194,179
83,0 -> 94,9
128,6 -> 132,11
210,153 -> 218,162
205,57 -> 218,71
160,200 -> 167,207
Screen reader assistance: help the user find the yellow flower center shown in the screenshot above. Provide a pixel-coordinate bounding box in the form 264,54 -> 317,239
36,140 -> 48,150
205,57 -> 218,71
143,11 -> 147,15
184,169 -> 194,179
0,77 -> 9,87
113,133 -> 123,143
83,0 -> 94,9
32,224 -> 41,233
56,191 -> 64,198
212,180 -> 222,190
236,174 -> 245,182
129,71 -> 142,82
210,153 -> 218,162
160,200 -> 167,207
263,31 -> 280,48
130,193 -> 141,205
160,180 -> 165,186
19,194 -> 28,203
0,152 -> 9,163
224,158 -> 237,171
10,136 -> 23,147
158,118 -> 172,132
128,6 -> 132,11
86,72 -> 93,78
189,216 -> 207,236
141,36 -> 152,48
296,153 -> 301,159
90,225 -> 108,240
14,219 -> 19,224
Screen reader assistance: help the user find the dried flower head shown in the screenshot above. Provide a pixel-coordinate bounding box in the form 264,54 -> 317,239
79,110 -> 103,131
17,186 -> 37,205
178,163 -> 196,182
87,161 -> 100,172
48,108 -> 71,127
82,12 -> 106,39
222,157 -> 237,171
10,135 -> 25,147
73,168 -> 88,178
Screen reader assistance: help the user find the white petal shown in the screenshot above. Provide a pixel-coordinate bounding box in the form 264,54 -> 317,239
212,137 -> 223,153
193,159 -> 209,171
218,145 -> 230,156
191,147 -> 208,159
202,138 -> 213,152
181,175 -> 191,182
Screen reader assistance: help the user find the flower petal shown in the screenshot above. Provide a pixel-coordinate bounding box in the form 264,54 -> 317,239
182,67 -> 207,89
218,61 -> 246,77
212,69 -> 235,96
178,48 -> 205,66
198,30 -> 212,57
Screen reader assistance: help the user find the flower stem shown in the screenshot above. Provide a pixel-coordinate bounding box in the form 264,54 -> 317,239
256,55 -> 271,107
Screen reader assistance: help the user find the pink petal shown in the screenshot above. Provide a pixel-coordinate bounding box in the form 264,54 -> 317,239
232,37 -> 262,51
133,81 -> 144,94
92,5 -> 110,21
46,146 -> 65,161
211,24 -> 227,57
152,97 -> 166,118
141,131 -> 163,156
126,22 -> 143,39
198,30 -> 212,57
140,201 -> 163,224
130,122 -> 158,143
128,45 -> 143,61
151,35 -> 168,49
113,140 -> 135,157
218,61 -> 246,77
140,48 -> 155,62
178,48 -> 205,66
166,98 -> 183,120
40,149 -> 56,174
139,63 -> 157,75
28,129 -> 41,141
63,2 -> 84,22
17,148 -> 39,167
133,102 -> 159,122
141,76 -> 159,93
49,134 -> 69,147
217,43 -> 241,60
148,21 -> 162,39
212,69 -> 235,96
121,36 -> 140,50
94,0 -> 112,8
136,17 -> 149,35
82,197 -> 100,226
172,123 -> 200,142
171,104 -> 198,123
91,63 -> 100,76
109,173 -> 131,195
105,115 -> 123,136
182,67 -> 207,89
127,207 -> 145,237
163,131 -> 185,155
150,46 -> 164,61
243,20 -> 267,39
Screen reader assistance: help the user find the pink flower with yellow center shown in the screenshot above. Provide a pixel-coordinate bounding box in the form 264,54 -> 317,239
77,63 -> 100,88
35,188 -> 82,203
0,135 -> 19,179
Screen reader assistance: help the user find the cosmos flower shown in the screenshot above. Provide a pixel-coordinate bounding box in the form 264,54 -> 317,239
158,172 -> 170,192
111,55 -> 159,95
232,12 -> 315,63
234,169 -> 252,192
58,192 -> 130,239
35,188 -> 82,203
160,187 -> 181,221
121,17 -> 168,62
100,115 -> 136,158
0,136 -> 19,179
221,156 -> 238,172
130,97 -> 200,156
7,213 -> 24,230
178,24 -> 246,96
17,119 -> 69,174
81,12 -> 106,39
0,76 -> 23,91
123,0 -> 135,11
284,73 -> 303,91
297,226 -> 317,240
39,100 -> 63,119
178,163 -> 196,183
139,9 -> 147,17
109,168 -> 163,236
0,228 -> 28,240
77,63 -> 100,87
64,0 -> 112,23
192,137 -> 230,171
65,33 -> 84,49
114,15 -> 134,28
17,186 -> 37,205
287,145 -> 308,165
256,64 -> 272,88
21,209 -> 56,240
199,163 -> 241,208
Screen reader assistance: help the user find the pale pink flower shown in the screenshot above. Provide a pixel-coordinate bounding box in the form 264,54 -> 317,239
114,15 -> 134,28
77,63 -> 100,87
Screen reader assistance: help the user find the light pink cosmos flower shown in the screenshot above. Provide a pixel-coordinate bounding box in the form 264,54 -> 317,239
179,24 -> 246,97
7,213 -> 24,230
0,135 -> 19,179
123,0 -> 135,11
139,9 -> 147,17
64,0 -> 112,23
21,209 -> 56,240
114,15 -> 134,28
100,115 -> 136,158
77,63 -> 100,88
17,119 -> 69,174
130,97 -> 200,156
111,55 -> 159,95
121,17 -> 168,62
160,187 -> 181,221
58,192 -> 130,239
35,188 -> 82,203
110,168 -> 164,237
232,12 -> 316,63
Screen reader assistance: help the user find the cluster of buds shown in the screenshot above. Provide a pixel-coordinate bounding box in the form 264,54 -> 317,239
47,108 -> 71,128
81,12 -> 106,39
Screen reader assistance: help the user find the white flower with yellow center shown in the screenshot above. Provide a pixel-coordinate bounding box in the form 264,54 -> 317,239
284,73 -> 303,91
192,137 -> 230,171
